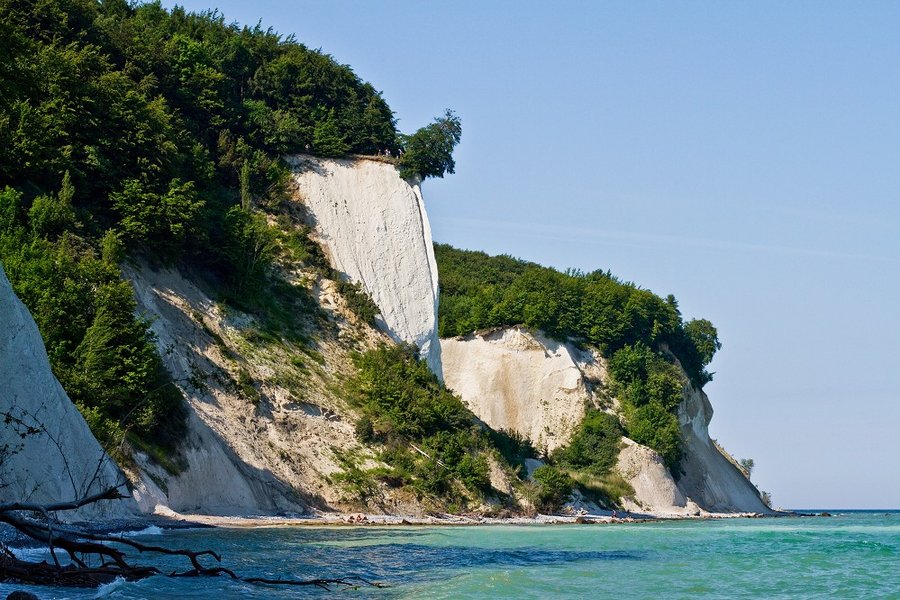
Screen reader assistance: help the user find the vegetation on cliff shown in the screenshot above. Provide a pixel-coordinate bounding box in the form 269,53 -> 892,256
435,243 -> 722,472
346,344 -> 529,509
0,0 -> 462,463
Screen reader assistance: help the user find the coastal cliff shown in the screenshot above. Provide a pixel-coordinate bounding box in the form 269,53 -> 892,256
122,156 -> 454,516
0,264 -> 134,519
442,326 -> 770,516
1,157 -> 769,519
288,156 -> 442,377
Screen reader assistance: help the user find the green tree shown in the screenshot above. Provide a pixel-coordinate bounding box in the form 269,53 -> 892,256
624,401 -> 682,468
312,110 -> 349,157
222,206 -> 275,292
684,318 -> 721,367
0,187 -> 23,231
111,178 -> 204,257
28,171 -> 77,238
532,465 -> 574,512
398,109 -> 462,179
553,410 -> 623,476
73,280 -> 185,445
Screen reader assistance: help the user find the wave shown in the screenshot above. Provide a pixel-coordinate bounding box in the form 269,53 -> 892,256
94,576 -> 127,598
9,546 -> 50,561
113,525 -> 165,537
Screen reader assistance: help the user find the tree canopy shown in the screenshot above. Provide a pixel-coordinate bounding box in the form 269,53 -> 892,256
398,109 -> 462,180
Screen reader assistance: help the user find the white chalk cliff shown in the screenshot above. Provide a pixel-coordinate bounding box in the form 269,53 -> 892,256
288,156 -> 442,377
125,265 -> 347,516
118,156 -> 451,516
441,326 -> 770,516
0,264 -> 134,519
441,327 -> 602,453
676,384 -> 770,513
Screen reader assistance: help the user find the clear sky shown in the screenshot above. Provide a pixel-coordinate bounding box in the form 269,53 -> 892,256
163,0 -> 900,509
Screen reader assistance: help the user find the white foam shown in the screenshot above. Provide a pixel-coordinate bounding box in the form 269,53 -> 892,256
115,525 -> 164,537
94,576 -> 127,597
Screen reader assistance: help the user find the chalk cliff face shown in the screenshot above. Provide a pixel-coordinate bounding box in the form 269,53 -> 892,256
676,384 -> 769,513
0,264 -> 134,519
441,327 -> 602,453
118,156 -> 451,516
288,156 -> 442,377
441,326 -> 770,515
125,265 -> 363,516
616,438 -> 701,516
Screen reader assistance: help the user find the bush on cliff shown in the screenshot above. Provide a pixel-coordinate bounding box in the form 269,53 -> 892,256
346,343 -> 527,504
531,465 -> 575,512
398,110 -> 462,180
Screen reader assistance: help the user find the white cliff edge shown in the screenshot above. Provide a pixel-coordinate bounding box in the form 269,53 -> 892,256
288,156 -> 443,378
0,263 -> 135,520
440,326 -> 771,516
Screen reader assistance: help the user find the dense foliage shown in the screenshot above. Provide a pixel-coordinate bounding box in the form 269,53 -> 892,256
552,410 -> 623,475
0,0 -> 400,261
0,0 -> 409,455
435,243 -> 722,470
0,186 -> 185,457
398,110 -> 462,180
531,466 -> 575,512
347,344 -> 522,504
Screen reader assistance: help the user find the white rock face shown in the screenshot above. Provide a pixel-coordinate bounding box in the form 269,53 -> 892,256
677,384 -> 771,513
441,327 -> 600,453
442,326 -> 770,515
125,266 -> 317,516
617,438 -> 700,517
288,156 -> 442,377
0,264 -> 134,519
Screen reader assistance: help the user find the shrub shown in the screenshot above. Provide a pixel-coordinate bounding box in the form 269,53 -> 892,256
553,410 -> 623,476
532,465 -> 574,513
336,279 -> 380,325
570,471 -> 635,508
346,343 -> 515,502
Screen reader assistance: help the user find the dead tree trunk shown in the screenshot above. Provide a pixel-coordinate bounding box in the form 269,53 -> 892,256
0,486 -> 381,590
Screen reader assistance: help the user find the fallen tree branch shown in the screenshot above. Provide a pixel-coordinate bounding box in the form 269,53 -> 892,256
0,486 -> 382,590
0,486 -> 127,513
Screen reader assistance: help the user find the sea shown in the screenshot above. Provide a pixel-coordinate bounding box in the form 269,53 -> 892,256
2,510 -> 898,599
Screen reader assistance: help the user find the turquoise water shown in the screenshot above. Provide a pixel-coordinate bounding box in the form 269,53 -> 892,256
4,512 -> 899,599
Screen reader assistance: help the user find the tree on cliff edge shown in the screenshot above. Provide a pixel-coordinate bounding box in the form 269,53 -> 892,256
398,109 -> 462,180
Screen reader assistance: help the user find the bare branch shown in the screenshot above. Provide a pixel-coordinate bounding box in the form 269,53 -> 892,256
0,486 -> 126,513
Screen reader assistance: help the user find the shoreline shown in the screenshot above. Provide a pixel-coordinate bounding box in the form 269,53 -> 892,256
0,508 -> 805,551
141,507 -> 790,531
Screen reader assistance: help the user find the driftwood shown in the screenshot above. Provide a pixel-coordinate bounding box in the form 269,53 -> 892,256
0,486 -> 382,590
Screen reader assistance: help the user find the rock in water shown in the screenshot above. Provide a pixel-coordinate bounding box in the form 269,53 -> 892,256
0,263 -> 134,519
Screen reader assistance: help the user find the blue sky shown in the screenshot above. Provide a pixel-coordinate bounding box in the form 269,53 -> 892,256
163,1 -> 900,508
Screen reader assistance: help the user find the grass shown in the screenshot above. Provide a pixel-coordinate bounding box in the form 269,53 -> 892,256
569,470 -> 635,508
